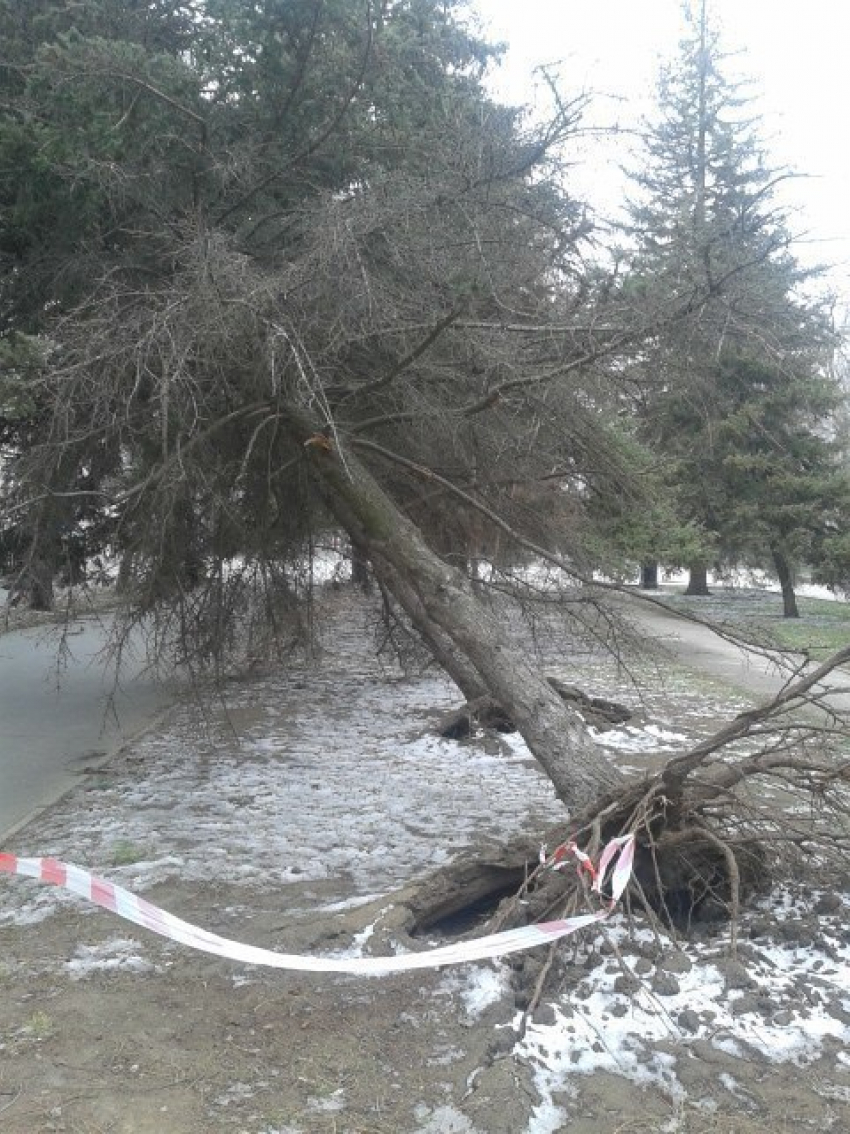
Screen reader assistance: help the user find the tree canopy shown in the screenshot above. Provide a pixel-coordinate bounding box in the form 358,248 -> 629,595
1,0 -> 845,629
0,0 -> 650,632
617,0 -> 846,608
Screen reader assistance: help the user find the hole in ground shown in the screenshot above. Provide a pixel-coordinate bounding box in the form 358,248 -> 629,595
634,839 -> 767,932
410,866 -> 528,938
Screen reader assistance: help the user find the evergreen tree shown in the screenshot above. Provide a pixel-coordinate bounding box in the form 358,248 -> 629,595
623,0 -> 843,612
4,0 -> 850,873
707,356 -> 850,615
0,0 -> 649,809
0,0 -> 630,629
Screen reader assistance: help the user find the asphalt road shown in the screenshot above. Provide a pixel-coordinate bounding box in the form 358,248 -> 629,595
0,616 -> 168,842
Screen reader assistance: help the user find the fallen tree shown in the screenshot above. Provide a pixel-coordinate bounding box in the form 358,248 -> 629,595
286,413 -> 850,938
289,410 -> 631,811
4,0 -> 850,960
397,639 -> 850,965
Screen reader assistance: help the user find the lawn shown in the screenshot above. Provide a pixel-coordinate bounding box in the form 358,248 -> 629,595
659,587 -> 850,659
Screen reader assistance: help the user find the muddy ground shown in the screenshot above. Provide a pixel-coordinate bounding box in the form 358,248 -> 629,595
2,591 -> 850,1133
3,894 -> 850,1134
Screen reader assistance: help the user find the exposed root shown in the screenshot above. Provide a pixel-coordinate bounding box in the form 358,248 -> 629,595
516,937 -> 561,1042
437,680 -> 632,740
659,827 -> 742,955
404,645 -> 850,1012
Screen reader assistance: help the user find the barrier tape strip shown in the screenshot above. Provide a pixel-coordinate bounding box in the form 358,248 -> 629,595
0,835 -> 634,975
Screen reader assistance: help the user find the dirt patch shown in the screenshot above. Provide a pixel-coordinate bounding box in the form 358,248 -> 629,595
0,881 -> 514,1133
1,585 -> 122,638
2,591 -> 850,1132
2,887 -> 850,1133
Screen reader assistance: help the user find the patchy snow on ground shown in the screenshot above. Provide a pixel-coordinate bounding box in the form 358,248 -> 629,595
0,694 -> 563,926
2,590 -> 849,1123
65,936 -> 159,979
411,1103 -> 479,1133
1,596 -> 735,931
650,567 -> 841,601
592,722 -> 692,753
434,963 -> 512,1021
518,885 -> 850,1130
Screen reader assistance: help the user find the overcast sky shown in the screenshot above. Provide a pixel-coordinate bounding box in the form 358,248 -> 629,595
472,0 -> 850,295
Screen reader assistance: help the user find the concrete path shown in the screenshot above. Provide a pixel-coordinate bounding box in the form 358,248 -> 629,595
0,616 -> 169,842
623,592 -> 850,709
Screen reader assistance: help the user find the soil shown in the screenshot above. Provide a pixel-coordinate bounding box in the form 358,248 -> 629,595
2,590 -> 850,1133
1,583 -> 122,637
3,886 -> 850,1134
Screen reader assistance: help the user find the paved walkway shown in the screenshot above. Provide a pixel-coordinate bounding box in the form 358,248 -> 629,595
623,591 -> 850,710
0,616 -> 168,841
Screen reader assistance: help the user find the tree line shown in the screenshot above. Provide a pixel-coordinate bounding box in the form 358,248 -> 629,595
1,0 -> 845,624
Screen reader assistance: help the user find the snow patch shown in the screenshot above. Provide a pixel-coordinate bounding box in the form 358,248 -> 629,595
436,964 -> 511,1019
307,1088 -> 346,1113
66,937 -> 156,979
412,1103 -> 481,1133
593,723 -> 690,753
520,892 -> 850,1117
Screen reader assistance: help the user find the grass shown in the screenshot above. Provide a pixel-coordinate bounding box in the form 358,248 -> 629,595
766,596 -> 850,656
661,588 -> 850,660
20,1010 -> 54,1041
109,839 -> 150,866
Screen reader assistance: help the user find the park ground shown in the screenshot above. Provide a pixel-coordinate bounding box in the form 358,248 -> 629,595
2,585 -> 850,1133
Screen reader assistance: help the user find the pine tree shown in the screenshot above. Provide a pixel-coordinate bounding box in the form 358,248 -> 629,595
623,0 -> 844,612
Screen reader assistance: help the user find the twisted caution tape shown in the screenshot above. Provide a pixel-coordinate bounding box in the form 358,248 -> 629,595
0,835 -> 635,975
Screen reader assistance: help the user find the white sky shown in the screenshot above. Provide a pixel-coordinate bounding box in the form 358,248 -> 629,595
473,0 -> 850,296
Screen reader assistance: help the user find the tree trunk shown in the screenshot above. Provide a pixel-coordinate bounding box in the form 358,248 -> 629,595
640,561 -> 659,589
685,562 -> 711,596
375,559 -> 487,703
116,550 -> 136,594
26,556 -> 55,611
290,412 -> 625,811
350,541 -> 373,594
771,547 -> 799,619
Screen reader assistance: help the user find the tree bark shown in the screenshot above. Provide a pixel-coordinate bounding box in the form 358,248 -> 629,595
640,561 -> 659,589
375,559 -> 487,703
771,547 -> 799,619
685,562 -> 711,596
289,412 -> 625,811
26,556 -> 55,611
350,541 -> 373,594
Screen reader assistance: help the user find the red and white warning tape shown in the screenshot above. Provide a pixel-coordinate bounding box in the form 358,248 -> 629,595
0,835 -> 635,975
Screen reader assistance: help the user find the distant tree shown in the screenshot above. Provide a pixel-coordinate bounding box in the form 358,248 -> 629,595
667,355 -> 850,616
622,0 -> 842,610
582,419 -> 713,586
